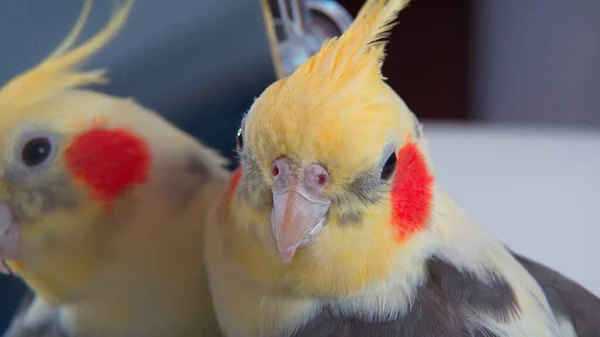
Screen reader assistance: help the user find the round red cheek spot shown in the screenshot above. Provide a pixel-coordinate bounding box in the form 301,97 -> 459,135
65,128 -> 151,209
390,142 -> 434,241
271,165 -> 279,177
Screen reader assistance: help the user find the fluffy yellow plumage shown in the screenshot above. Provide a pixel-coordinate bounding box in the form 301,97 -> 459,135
0,0 -> 132,111
1,0 -> 135,302
204,1 -> 440,336
1,1 -> 228,336
214,0 -> 424,297
246,0 -> 419,189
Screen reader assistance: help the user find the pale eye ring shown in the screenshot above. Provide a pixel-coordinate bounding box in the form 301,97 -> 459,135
21,137 -> 52,167
14,130 -> 61,171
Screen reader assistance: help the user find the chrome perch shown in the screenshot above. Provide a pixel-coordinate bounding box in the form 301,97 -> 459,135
261,0 -> 353,79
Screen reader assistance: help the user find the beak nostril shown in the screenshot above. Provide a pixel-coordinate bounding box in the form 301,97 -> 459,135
272,164 -> 280,177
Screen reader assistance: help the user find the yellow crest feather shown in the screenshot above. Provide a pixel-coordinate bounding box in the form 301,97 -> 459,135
297,0 -> 409,80
0,0 -> 134,108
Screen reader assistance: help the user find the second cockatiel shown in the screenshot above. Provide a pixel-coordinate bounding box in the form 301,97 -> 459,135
0,1 -> 226,336
204,0 -> 600,336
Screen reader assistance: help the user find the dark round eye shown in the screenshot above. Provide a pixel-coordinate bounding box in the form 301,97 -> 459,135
381,152 -> 397,180
21,137 -> 52,167
236,127 -> 244,150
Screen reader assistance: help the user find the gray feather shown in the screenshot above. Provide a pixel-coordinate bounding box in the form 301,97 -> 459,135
513,252 -> 600,337
293,252 -> 600,336
292,256 -> 515,337
294,253 -> 600,337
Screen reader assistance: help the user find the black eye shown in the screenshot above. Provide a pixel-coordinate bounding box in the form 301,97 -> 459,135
381,152 -> 397,180
21,137 -> 52,167
236,127 -> 244,150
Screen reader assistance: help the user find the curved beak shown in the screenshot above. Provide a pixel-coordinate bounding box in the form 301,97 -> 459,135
271,188 -> 330,264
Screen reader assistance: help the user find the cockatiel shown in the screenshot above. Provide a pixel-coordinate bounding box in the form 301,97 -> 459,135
0,1 -> 227,336
204,0 -> 600,336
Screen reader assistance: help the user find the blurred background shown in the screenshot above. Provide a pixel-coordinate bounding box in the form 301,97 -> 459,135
0,0 -> 598,332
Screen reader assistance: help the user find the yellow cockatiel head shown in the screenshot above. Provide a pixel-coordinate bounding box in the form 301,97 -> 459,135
227,0 -> 435,296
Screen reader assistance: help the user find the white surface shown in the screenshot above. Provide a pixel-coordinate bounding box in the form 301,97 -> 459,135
423,122 -> 600,296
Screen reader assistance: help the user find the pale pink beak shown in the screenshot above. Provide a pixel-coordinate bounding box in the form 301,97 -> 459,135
270,158 -> 331,264
0,203 -> 20,275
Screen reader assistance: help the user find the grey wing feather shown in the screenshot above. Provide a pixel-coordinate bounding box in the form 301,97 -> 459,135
3,290 -> 67,337
292,256 -> 510,337
513,252 -> 600,337
292,251 -> 600,337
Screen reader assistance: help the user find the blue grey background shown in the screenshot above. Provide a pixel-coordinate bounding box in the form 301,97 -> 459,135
0,0 -> 277,331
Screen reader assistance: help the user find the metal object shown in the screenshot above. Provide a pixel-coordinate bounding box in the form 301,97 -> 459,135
262,0 -> 353,79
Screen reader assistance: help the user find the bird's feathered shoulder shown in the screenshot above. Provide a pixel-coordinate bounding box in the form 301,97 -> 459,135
290,249 -> 579,337
513,252 -> 600,337
292,255 -> 518,336
290,192 -> 577,337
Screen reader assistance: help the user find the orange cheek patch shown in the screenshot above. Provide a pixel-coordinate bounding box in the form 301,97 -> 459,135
65,127 -> 151,210
227,165 -> 242,205
390,142 -> 434,241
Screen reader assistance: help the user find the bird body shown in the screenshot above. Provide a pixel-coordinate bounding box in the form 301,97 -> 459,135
204,0 -> 600,336
1,1 -> 227,336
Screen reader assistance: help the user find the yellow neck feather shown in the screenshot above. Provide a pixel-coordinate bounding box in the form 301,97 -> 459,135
225,191 -> 424,298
